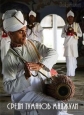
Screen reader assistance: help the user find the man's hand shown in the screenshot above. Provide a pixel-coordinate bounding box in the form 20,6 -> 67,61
73,32 -> 77,36
69,28 -> 77,36
24,62 -> 44,79
50,69 -> 58,77
27,62 -> 43,71
24,62 -> 31,79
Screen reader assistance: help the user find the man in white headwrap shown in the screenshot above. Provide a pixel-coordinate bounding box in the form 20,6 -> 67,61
0,14 -> 11,63
27,10 -> 43,43
61,10 -> 82,77
0,30 -> 11,62
2,9 -> 73,115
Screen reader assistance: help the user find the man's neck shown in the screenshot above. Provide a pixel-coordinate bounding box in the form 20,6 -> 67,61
11,42 -> 22,48
27,22 -> 36,29
68,22 -> 74,25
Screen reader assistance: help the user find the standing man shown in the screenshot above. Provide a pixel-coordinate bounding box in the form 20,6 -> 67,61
2,9 -> 73,115
1,28 -> 11,62
27,10 -> 43,43
61,10 -> 82,77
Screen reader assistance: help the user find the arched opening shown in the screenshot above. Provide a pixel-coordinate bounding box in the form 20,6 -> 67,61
41,14 -> 65,63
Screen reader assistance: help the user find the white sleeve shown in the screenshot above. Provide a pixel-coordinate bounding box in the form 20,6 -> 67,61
2,53 -> 30,94
61,25 -> 67,38
40,47 -> 58,69
77,23 -> 82,37
37,23 -> 43,32
33,41 -> 58,70
33,41 -> 58,80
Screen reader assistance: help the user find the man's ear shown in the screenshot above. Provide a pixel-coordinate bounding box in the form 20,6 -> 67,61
8,32 -> 10,36
8,32 -> 13,37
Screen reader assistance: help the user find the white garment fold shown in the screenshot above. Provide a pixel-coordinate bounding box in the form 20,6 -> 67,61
66,56 -> 77,76
61,22 -> 82,76
1,36 -> 11,62
27,23 -> 43,43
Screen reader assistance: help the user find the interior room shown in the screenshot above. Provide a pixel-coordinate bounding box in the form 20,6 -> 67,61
0,0 -> 84,115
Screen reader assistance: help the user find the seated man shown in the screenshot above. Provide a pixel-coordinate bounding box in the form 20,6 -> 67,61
2,9 -> 73,115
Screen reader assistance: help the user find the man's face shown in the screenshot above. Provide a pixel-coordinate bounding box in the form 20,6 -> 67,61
29,15 -> 36,23
9,26 -> 27,45
67,16 -> 74,25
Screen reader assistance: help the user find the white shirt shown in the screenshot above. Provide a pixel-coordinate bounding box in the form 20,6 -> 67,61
27,23 -> 43,43
61,22 -> 82,57
3,40 -> 58,94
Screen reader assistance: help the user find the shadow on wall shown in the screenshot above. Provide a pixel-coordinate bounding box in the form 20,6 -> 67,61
0,1 -> 30,14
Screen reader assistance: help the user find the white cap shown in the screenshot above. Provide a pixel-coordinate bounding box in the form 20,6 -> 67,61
29,10 -> 36,17
3,9 -> 27,32
67,10 -> 74,17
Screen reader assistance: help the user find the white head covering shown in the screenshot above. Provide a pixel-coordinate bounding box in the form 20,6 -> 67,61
3,9 -> 27,32
67,10 -> 74,17
29,10 -> 36,17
